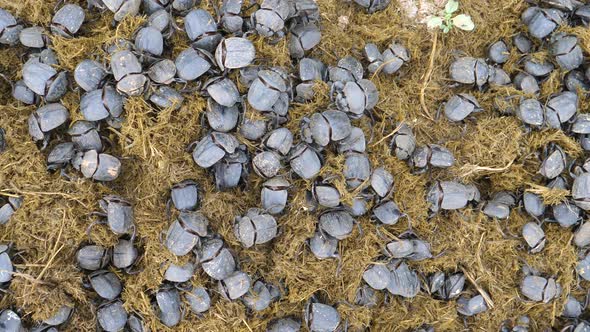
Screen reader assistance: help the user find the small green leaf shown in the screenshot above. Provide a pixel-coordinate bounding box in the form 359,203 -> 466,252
426,16 -> 444,29
443,25 -> 451,33
452,14 -> 475,31
445,0 -> 459,14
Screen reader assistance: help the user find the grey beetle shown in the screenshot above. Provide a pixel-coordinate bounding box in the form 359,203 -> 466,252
248,69 -> 289,112
112,238 -> 138,270
574,222 -> 590,247
171,180 -> 199,211
304,298 -> 341,332
514,72 -> 539,95
68,121 -> 103,152
457,295 -> 488,316
308,110 -> 352,147
338,126 -> 366,154
254,0 -> 290,39
488,40 -> 510,64
355,284 -> 379,307
148,9 -> 172,33
191,132 -> 240,168
213,148 -> 249,190
384,237 -> 432,261
312,181 -> 341,208
219,270 -> 251,300
240,117 -> 269,141
373,200 -> 405,225
155,287 -> 182,327
76,244 -> 110,270
572,173 -> 590,211
252,150 -> 283,179
165,210 -> 209,256
332,79 -> 379,118
47,142 -> 76,171
97,300 -> 128,332
522,222 -> 545,253
364,43 -> 384,73
263,127 -> 293,156
19,26 -> 48,48
520,275 -> 560,303
261,177 -> 290,214
22,59 -> 68,102
0,196 -> 23,225
562,295 -> 583,318
522,7 -> 563,39
328,55 -> 363,83
203,77 -> 240,107
80,86 -> 124,122
0,244 -> 13,284
353,0 -> 391,13
551,33 -> 583,71
523,192 -> 545,219
221,0 -> 244,33
149,86 -> 184,110
43,305 -> 73,327
185,9 -> 222,52
134,26 -> 163,56
72,150 -> 122,182
51,4 -> 85,37
164,261 -> 195,283
565,70 -> 590,93
296,57 -> 327,101
12,80 -> 37,105
428,272 -> 464,300
363,263 -> 391,290
308,231 -> 339,260
110,50 -> 147,96
523,58 -> 554,78
127,313 -> 147,332
28,103 -> 69,143
215,37 -> 256,71
545,91 -> 578,125
74,60 -> 107,92
103,0 -> 141,22
185,286 -> 211,314
318,210 -> 354,240
449,57 -> 489,87
411,144 -> 455,171
234,208 -> 278,247
539,145 -> 566,179
288,0 -> 320,22
517,98 -> 544,127
267,317 -> 301,332
427,181 -> 480,213
289,144 -> 322,180
206,99 -> 239,133
289,23 -> 321,59
243,280 -> 280,311
0,9 -> 23,45
97,195 -> 134,234
390,124 -> 415,160
344,152 -> 371,189
381,42 -> 410,74
576,253 -> 590,281
88,270 -> 122,300
444,94 -> 483,122
481,191 -> 515,219
175,47 -> 213,81
573,114 -> 590,135
197,238 -> 236,280
386,261 -> 420,298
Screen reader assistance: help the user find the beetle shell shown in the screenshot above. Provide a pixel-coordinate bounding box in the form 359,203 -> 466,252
89,270 -> 122,300
103,0 -> 141,21
19,26 -> 46,48
68,120 -> 102,152
51,4 -> 85,37
562,295 -> 583,318
155,288 -> 182,327
43,305 -> 73,326
449,57 -> 489,87
319,210 -> 354,240
219,270 -> 251,300
310,110 -> 352,147
254,0 -> 289,38
0,246 -> 13,283
164,261 -> 195,283
514,72 -> 540,95
313,184 -> 340,208
97,301 -> 128,332
381,42 -> 410,74
47,142 -> 76,168
522,222 -> 546,253
76,245 -> 110,270
289,144 -> 322,179
289,23 -> 321,59
22,59 -> 56,97
268,317 -> 301,332
0,9 -> 22,45
234,208 -> 278,247
148,9 -> 170,32
540,146 -> 566,179
488,40 -> 510,64
306,302 -> 341,332
444,94 -> 482,122
457,295 -> 487,316
372,200 -> 403,225
206,99 -> 240,133
176,48 -> 213,81
112,239 -> 138,269
150,86 -> 184,110
186,286 -> 211,314
517,98 -> 544,127
576,254 -> 590,281
573,174 -> 590,211
198,238 -> 236,280
28,103 -> 69,141
102,195 -> 134,234
135,26 -> 163,56
363,264 -> 391,290
0,196 -> 22,225
12,80 -> 36,105
521,275 -> 560,303
221,0 -> 244,33
546,91 -> 577,124
165,210 -> 209,255
338,127 -> 366,154
526,8 -> 563,39
243,280 -> 279,311
344,152 -> 371,189
205,77 -> 240,107
263,127 -> 293,155
261,177 -> 290,214
328,55 -> 363,82
523,192 -> 545,218
309,231 -> 338,259
215,37 -> 255,70
386,262 -> 420,298
192,132 -> 239,168
248,69 -> 288,111
80,86 -> 124,121
574,222 -> 590,247
185,9 -> 221,52
551,34 -> 583,71
171,180 -> 199,211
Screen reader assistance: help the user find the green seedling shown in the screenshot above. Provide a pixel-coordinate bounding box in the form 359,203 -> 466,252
427,0 -> 475,33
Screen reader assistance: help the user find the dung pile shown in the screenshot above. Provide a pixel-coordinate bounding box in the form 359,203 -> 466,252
0,0 -> 590,331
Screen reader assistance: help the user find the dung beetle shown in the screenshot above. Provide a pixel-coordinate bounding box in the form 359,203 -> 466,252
252,150 -> 282,178
134,26 -> 164,57
98,195 -> 134,234
565,70 -> 590,93
372,200 -> 405,225
355,285 -> 379,307
74,60 -> 107,92
539,145 -> 566,179
523,192 -> 545,219
318,210 -> 354,240
267,317 -> 301,332
243,280 -> 280,311
185,9 -> 222,52
384,236 -> 432,261
386,261 -> 420,298
390,124 -> 415,160
80,86 -> 124,122
289,23 -> 321,59
576,253 -> 590,281
332,79 -> 379,118
551,33 -> 583,71
381,42 -> 410,74
19,26 -> 48,48
51,4 -> 85,37
219,270 -> 251,300
185,286 -> 211,314
240,117 -> 269,141
553,201 -> 581,228
110,50 -> 147,96
12,80 -> 37,105
73,150 -> 122,182
263,127 -> 293,156
363,263 -> 391,290
344,152 -> 371,189
170,180 -> 199,212
261,177 -> 290,214
191,132 -> 240,168
234,208 -> 278,247
449,57 -> 489,88
488,40 -> 510,64
308,110 -> 352,147
47,142 -> 76,171
215,37 -> 256,71
88,270 -> 122,300
43,305 -> 73,327
328,55 -> 363,83
481,191 -> 516,219
203,76 -> 240,107
411,144 -> 455,171
213,148 -> 249,190
520,275 -> 560,303
97,300 -> 128,332
206,99 -> 240,133
102,0 -> 141,22
22,59 -> 68,102
523,58 -> 554,78
221,0 -> 244,33
76,244 -> 110,271
574,222 -> 590,247
112,238 -> 138,270
572,172 -> 590,211
197,238 -> 236,280
522,7 -> 564,39
164,261 -> 195,283
248,68 -> 289,112
148,9 -> 172,33
562,295 -> 584,318
545,91 -> 578,125
312,181 -> 341,208
0,9 -> 22,45
149,86 -> 184,110
522,222 -> 546,253
353,0 -> 391,13
165,210 -> 209,256
428,272 -> 465,300
0,196 -> 23,225
308,231 -> 339,260
304,297 -> 341,332
457,295 -> 488,316
154,287 -> 182,327
364,43 -> 384,73
68,121 -> 103,152
28,103 -> 69,144
427,181 -> 480,213
175,47 -> 213,81
0,244 -> 13,284
127,313 -> 147,332
289,144 -> 322,180
295,57 -> 327,101
338,126 -> 366,154
444,94 -> 482,122
253,0 -> 290,39
514,72 -> 539,95
573,114 -> 590,134
517,98 -> 544,127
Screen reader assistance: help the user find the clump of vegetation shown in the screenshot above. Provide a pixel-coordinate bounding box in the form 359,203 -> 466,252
427,0 -> 475,32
